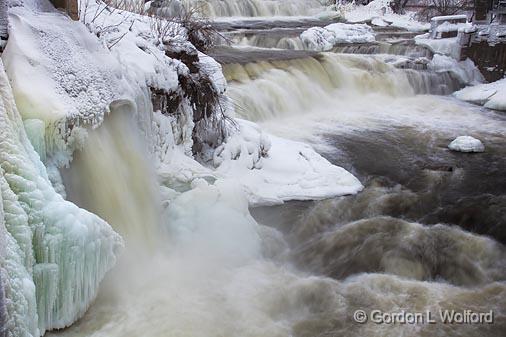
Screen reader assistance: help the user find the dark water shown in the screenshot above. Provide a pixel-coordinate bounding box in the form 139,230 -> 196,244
252,118 -> 506,294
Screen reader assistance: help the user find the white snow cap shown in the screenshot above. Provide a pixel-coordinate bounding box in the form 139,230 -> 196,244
448,136 -> 485,153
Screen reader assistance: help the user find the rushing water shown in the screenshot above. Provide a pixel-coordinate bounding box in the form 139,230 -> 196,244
180,0 -> 325,17
62,106 -> 162,249
45,2 -> 506,337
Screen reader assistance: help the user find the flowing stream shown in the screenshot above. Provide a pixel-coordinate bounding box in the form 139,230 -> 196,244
46,1 -> 506,337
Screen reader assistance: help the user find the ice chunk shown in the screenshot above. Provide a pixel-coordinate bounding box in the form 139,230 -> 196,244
448,136 -> 485,153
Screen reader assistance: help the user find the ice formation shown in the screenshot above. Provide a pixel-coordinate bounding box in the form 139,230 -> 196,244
448,136 -> 485,153
415,36 -> 462,59
0,59 -> 123,336
427,54 -> 484,85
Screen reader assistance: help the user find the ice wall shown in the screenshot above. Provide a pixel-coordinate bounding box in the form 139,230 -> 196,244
0,59 -> 123,336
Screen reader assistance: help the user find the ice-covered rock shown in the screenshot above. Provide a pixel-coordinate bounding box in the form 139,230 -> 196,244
301,23 -> 375,51
448,136 -> 485,153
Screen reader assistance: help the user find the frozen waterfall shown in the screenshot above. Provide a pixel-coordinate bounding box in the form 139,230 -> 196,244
0,60 -> 122,336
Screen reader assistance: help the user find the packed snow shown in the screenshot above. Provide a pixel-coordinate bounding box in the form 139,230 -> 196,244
454,78 -> 506,111
213,120 -> 363,205
448,136 -> 485,153
300,23 -> 375,51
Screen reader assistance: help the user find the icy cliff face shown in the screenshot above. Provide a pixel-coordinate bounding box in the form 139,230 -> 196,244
0,58 -> 123,336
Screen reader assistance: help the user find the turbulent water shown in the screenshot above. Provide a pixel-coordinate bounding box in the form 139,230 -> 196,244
33,1 -> 506,337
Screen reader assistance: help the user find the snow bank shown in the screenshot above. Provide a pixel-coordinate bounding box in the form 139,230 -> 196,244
0,60 -> 122,336
431,15 -> 467,22
158,118 -> 363,206
2,5 -> 125,126
448,136 -> 485,153
454,78 -> 506,111
339,0 -> 429,31
213,120 -> 363,205
1,2 -> 134,169
300,23 -> 375,51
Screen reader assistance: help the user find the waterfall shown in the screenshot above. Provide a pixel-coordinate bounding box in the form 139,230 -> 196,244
62,102 -> 162,250
224,53 -> 464,122
180,0 -> 325,17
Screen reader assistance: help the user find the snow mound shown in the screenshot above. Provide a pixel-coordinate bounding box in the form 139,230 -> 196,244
214,120 -> 363,205
448,136 -> 485,153
454,78 -> 506,111
2,6 -> 125,126
301,23 -> 375,51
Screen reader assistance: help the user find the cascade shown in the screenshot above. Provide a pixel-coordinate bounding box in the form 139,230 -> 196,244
180,0 -> 325,17
224,53 -> 464,122
62,102 -> 162,250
